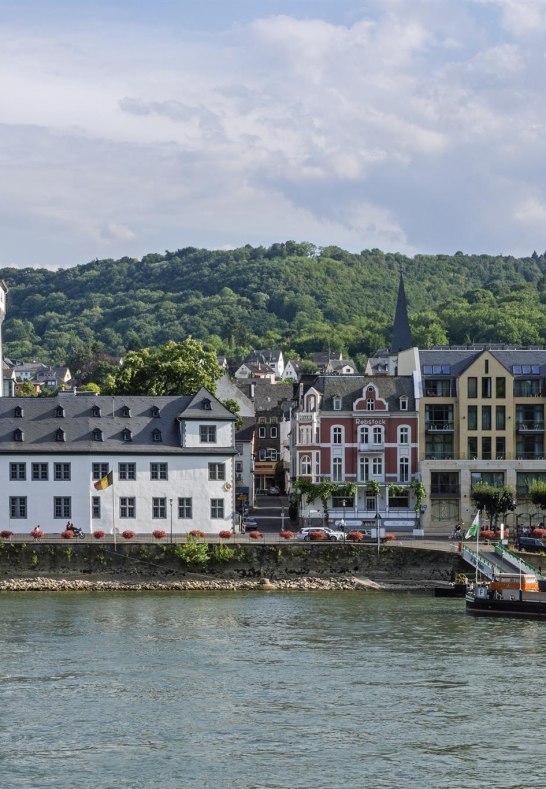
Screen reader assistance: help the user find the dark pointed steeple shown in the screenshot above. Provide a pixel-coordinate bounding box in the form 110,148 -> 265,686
390,274 -> 413,353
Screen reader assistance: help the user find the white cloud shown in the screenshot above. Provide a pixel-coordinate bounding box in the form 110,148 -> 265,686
1,1 -> 546,266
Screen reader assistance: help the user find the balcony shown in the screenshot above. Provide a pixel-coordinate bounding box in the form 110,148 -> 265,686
516,453 -> 546,460
425,421 -> 454,432
297,413 -> 315,423
359,442 -> 385,452
516,421 -> 545,433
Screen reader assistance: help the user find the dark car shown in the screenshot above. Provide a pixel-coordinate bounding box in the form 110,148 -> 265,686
516,536 -> 546,553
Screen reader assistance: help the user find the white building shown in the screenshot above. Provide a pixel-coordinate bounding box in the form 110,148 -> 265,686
0,389 -> 237,535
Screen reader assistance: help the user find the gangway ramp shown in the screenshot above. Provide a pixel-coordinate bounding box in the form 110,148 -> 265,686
495,544 -> 545,579
460,545 -> 518,580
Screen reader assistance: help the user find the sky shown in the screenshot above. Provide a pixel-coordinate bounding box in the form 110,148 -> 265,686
2,0 -> 546,268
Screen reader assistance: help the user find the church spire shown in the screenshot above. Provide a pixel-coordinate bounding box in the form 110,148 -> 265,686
389,274 -> 413,353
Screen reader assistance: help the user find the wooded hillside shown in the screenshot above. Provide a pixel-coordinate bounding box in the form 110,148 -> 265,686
2,243 -> 546,370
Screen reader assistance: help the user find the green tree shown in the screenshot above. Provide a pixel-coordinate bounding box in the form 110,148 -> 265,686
470,482 -> 516,528
104,339 -> 223,396
529,480 -> 546,511
16,381 -> 38,397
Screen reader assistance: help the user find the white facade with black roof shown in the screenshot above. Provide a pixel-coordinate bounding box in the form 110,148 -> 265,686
0,388 -> 237,535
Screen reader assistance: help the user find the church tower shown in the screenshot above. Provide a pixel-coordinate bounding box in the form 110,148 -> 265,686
0,280 -> 7,397
390,274 -> 413,354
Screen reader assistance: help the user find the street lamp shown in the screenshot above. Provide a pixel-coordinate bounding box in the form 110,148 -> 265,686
281,507 -> 285,532
169,498 -> 173,544
342,498 -> 347,541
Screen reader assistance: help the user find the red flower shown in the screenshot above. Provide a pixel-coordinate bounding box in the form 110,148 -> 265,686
347,530 -> 363,542
279,530 -> 294,539
384,533 -> 396,541
94,531 -> 105,539
1,530 -> 13,539
309,530 -> 326,541
61,530 -> 75,539
189,530 -> 205,538
122,530 -> 136,539
153,530 -> 167,539
219,530 -> 232,539
249,530 -> 263,539
31,528 -> 44,539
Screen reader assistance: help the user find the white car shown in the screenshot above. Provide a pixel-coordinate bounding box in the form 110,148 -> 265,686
295,527 -> 345,542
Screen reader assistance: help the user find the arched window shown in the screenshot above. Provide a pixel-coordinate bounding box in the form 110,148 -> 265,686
300,455 -> 312,475
332,426 -> 343,445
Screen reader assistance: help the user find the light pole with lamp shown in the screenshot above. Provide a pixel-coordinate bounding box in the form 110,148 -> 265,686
281,506 -> 285,533
341,498 -> 347,541
169,498 -> 173,544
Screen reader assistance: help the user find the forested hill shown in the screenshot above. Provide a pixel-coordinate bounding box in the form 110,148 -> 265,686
2,242 -> 546,369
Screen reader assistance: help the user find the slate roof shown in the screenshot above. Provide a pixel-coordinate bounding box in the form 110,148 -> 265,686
253,381 -> 292,414
420,348 -> 546,377
302,374 -> 415,411
0,390 -> 236,455
236,417 -> 255,443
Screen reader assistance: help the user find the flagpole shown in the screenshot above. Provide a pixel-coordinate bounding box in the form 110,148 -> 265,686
475,510 -> 480,584
112,470 -> 116,551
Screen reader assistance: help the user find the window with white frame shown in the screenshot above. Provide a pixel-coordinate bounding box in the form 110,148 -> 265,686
359,456 -> 367,482
54,497 -> 71,519
299,426 -> 312,444
270,426 -> 278,438
10,496 -> 27,518
372,426 -> 383,444
359,426 -> 369,444
361,456 -> 383,479
367,399 -> 375,411
200,425 -> 217,443
399,456 -> 409,482
365,495 -> 376,511
399,426 -> 410,445
300,454 -> 312,475
400,397 -> 408,411
332,457 -> 343,482
332,426 -> 343,444
92,497 -> 101,518
118,462 -> 136,480
267,449 -> 278,461
32,463 -> 48,481
10,463 -> 26,480
372,457 -> 383,476
258,426 -> 266,438
333,395 -> 342,411
306,395 -> 316,412
150,462 -> 168,480
209,463 -> 226,480
120,497 -> 136,518
178,497 -> 192,518
211,499 -> 224,518
54,463 -> 71,481
152,497 -> 167,518
92,463 -> 109,480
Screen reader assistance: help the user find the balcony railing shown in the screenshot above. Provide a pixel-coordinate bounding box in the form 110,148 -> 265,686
425,421 -> 454,432
424,453 -> 453,460
516,421 -> 545,432
358,442 -> 384,451
297,413 -> 315,422
516,453 -> 546,460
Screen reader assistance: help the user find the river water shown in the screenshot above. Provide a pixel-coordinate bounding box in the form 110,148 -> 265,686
1,591 -> 545,789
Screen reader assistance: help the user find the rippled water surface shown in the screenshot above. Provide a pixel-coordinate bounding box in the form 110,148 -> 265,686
1,591 -> 546,788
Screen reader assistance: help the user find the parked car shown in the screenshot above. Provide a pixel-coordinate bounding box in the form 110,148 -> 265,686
295,526 -> 345,542
243,518 -> 258,532
515,536 -> 546,553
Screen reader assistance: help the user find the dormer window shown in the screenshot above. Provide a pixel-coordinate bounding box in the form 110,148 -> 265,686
14,406 -> 23,418
306,395 -> 316,412
151,406 -> 160,418
92,405 -> 101,417
93,429 -> 103,442
122,428 -> 132,442
122,406 -> 131,418
56,428 -> 65,442
202,398 -> 212,410
400,396 -> 408,411
14,428 -> 23,442
55,406 -> 65,418
152,429 -> 162,442
333,395 -> 342,411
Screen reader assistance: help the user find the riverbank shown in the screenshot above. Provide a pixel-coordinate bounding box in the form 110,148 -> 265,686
0,574 -> 442,592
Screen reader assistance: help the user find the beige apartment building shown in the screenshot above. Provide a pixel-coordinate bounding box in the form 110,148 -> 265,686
418,347 -> 546,533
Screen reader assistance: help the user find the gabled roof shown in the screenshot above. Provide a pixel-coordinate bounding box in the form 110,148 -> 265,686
178,387 -> 236,421
299,374 -> 415,411
245,349 -> 283,364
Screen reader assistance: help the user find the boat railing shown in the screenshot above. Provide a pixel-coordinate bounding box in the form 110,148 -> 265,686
495,543 -> 544,579
460,545 -> 498,580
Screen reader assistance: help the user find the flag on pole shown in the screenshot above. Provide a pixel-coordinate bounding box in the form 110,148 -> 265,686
465,511 -> 480,540
94,470 -> 113,491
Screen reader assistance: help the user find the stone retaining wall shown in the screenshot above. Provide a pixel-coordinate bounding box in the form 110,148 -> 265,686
0,541 -> 465,582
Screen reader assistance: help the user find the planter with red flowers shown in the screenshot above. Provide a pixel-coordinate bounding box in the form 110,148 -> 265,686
279,530 -> 294,540
122,530 -> 136,540
309,530 -> 326,541
248,530 -> 263,539
219,530 -> 233,539
189,530 -> 205,539
347,530 -> 364,542
61,530 -> 75,539
153,530 -> 167,539
93,530 -> 105,539
1,530 -> 13,539
383,533 -> 396,541
31,528 -> 44,539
